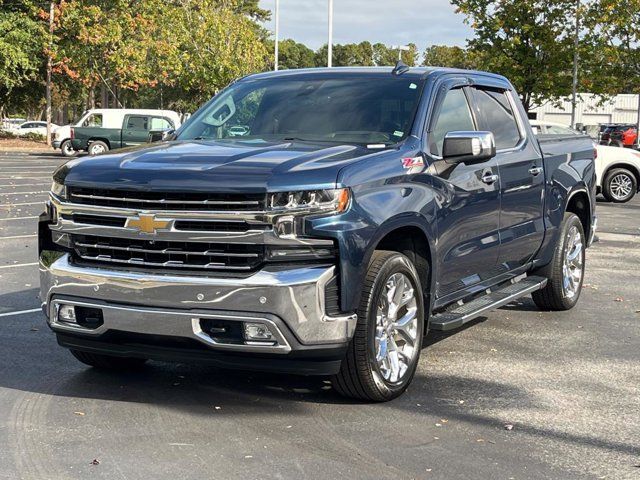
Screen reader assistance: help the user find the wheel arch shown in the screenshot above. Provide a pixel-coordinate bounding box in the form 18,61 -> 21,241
363,220 -> 436,327
565,188 -> 591,241
88,137 -> 111,149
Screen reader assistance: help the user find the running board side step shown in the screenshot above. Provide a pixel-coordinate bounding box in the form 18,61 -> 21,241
429,276 -> 547,331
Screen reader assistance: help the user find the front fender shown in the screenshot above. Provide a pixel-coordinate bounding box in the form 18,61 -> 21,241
308,178 -> 438,313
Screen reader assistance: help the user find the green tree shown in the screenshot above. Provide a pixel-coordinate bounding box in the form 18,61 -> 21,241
583,0 -> 640,95
422,45 -> 477,69
0,4 -> 45,117
272,39 -> 316,69
452,0 -> 580,111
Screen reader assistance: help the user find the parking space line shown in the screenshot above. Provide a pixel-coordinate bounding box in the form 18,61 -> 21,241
0,183 -> 49,188
0,234 -> 37,240
0,216 -> 38,221
0,262 -> 38,269
0,308 -> 41,318
0,190 -> 49,196
0,202 -> 45,207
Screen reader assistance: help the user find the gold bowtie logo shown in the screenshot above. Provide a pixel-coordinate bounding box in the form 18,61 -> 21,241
125,214 -> 171,234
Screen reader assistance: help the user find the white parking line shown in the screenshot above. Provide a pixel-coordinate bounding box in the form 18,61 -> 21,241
0,176 -> 53,180
0,190 -> 49,196
0,308 -> 41,318
0,201 -> 45,207
0,216 -> 38,221
0,262 -> 38,269
0,183 -> 49,188
0,234 -> 37,240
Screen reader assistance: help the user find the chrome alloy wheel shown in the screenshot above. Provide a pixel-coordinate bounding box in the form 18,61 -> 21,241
562,225 -> 584,299
375,272 -> 419,383
609,173 -> 634,200
90,143 -> 106,155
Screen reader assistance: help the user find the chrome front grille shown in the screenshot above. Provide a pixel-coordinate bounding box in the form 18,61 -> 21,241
72,234 -> 264,272
68,187 -> 265,211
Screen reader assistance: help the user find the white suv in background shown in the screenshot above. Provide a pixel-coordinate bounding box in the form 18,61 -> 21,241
531,120 -> 640,202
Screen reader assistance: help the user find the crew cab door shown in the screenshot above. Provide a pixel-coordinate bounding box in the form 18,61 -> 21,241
122,115 -> 151,147
469,86 -> 545,271
427,84 -> 501,300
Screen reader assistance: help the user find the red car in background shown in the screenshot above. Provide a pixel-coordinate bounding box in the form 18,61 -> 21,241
600,124 -> 638,148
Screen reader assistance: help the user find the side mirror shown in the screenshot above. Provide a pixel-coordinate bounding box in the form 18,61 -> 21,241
148,129 -> 175,143
442,131 -> 496,164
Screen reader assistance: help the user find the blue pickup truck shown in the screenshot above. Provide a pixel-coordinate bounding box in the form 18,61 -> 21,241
39,66 -> 596,401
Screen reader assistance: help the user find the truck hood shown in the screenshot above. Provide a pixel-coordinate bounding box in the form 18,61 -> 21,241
59,140 -> 382,192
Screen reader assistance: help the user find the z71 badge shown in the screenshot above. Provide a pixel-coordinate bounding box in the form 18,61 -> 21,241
401,157 -> 424,169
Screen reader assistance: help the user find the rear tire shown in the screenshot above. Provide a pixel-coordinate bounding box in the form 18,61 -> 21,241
532,213 -> 585,311
603,167 -> 637,203
88,140 -> 109,156
331,251 -> 425,402
70,349 -> 147,370
60,139 -> 77,158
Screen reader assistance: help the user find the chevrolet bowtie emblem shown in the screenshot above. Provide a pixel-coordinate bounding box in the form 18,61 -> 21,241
125,214 -> 171,234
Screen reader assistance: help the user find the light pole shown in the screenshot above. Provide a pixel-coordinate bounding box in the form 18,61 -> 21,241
327,0 -> 333,67
392,45 -> 410,62
570,0 -> 580,128
274,0 -> 279,71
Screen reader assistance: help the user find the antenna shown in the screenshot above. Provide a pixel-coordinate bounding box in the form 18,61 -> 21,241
392,60 -> 411,76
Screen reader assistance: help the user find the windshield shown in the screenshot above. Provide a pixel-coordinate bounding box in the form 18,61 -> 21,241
177,75 -> 425,146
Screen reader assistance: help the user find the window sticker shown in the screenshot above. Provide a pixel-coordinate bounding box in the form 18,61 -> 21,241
393,130 -> 404,137
409,83 -> 417,89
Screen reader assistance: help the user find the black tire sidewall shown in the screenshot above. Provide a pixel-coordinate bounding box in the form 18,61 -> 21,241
555,214 -> 585,309
364,253 -> 424,398
604,168 -> 636,203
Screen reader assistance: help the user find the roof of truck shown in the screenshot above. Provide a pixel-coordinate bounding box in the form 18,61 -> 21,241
245,66 -> 510,83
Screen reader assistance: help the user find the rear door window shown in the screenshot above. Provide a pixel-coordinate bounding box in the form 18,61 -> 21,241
126,116 -> 149,131
472,88 -> 521,149
429,88 -> 476,156
150,117 -> 174,130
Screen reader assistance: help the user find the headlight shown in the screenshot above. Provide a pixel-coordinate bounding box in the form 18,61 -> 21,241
51,180 -> 66,199
268,188 -> 350,214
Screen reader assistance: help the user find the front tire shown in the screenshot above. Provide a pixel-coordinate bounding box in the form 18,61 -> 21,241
603,167 -> 637,203
532,213 -> 585,311
332,251 -> 425,402
88,140 -> 109,156
70,349 -> 147,370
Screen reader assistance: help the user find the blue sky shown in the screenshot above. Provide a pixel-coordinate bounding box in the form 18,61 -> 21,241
258,0 -> 473,52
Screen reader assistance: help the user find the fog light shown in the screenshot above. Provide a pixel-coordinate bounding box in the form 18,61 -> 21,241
57,304 -> 76,323
243,322 -> 274,342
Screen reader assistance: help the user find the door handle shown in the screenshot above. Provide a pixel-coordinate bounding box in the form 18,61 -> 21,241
481,173 -> 499,184
529,166 -> 543,176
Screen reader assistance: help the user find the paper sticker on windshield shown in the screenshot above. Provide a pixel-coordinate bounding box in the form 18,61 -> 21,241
402,157 -> 424,169
393,130 -> 403,137
409,83 -> 417,89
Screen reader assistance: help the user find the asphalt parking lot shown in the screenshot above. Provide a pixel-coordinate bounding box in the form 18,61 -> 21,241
0,151 -> 638,480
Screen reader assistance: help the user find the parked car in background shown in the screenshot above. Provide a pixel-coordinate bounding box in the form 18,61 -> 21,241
1,118 -> 26,130
530,120 -> 583,136
600,123 -> 637,148
40,67 -> 596,402
10,121 -> 59,137
532,120 -> 639,203
65,109 -> 181,156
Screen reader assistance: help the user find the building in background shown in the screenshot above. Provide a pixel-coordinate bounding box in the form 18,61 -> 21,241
531,93 -> 639,132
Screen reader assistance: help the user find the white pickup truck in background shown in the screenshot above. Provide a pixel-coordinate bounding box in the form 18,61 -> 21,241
532,120 -> 640,203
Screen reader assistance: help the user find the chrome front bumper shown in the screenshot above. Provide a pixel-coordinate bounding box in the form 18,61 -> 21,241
40,254 -> 357,354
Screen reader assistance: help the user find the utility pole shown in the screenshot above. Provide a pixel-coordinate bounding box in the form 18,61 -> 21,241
46,1 -> 54,146
327,0 -> 333,67
274,0 -> 279,71
570,0 -> 580,128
